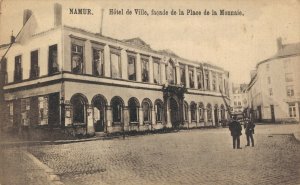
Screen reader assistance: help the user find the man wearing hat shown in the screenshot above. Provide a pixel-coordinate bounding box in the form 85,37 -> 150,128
229,115 -> 242,149
244,117 -> 255,147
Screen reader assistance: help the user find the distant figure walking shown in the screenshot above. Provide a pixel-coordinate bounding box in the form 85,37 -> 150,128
229,115 -> 242,149
244,118 -> 255,147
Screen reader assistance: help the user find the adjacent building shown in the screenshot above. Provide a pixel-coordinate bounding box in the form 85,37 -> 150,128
230,83 -> 248,114
0,4 -> 231,136
247,38 -> 300,123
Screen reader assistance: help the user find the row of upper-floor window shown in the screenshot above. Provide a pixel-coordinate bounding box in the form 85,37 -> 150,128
0,42 -> 228,93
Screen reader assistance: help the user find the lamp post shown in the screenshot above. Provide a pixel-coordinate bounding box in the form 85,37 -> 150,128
60,97 -> 65,128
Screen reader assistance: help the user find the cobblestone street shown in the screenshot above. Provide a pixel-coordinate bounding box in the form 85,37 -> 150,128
1,124 -> 300,185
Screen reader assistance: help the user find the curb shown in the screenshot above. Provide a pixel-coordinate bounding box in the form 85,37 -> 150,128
293,132 -> 300,142
23,151 -> 65,185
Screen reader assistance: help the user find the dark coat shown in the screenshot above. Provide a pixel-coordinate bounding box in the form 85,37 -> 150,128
244,121 -> 255,134
229,120 -> 242,136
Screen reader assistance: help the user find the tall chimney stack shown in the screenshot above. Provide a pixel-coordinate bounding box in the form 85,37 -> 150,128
277,37 -> 283,51
23,9 -> 32,26
54,3 -> 62,27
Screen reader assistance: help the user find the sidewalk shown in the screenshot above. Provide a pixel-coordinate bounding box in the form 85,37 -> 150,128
0,147 -> 63,185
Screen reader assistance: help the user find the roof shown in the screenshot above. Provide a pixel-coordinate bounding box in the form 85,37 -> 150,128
257,41 -> 300,67
123,37 -> 151,50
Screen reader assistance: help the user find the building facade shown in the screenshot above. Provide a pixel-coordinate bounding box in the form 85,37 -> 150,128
0,5 -> 231,136
247,38 -> 300,123
230,84 -> 248,114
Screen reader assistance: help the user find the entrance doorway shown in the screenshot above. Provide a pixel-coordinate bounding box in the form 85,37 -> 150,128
270,105 -> 275,122
169,98 -> 179,127
92,96 -> 106,132
48,93 -> 60,126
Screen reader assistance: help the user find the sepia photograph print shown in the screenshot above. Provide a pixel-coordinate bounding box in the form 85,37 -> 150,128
0,0 -> 299,184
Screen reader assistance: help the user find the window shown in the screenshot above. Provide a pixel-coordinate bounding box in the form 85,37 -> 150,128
71,44 -> 84,74
111,97 -> 123,124
153,59 -> 160,84
190,103 -> 197,122
180,64 -> 185,86
269,88 -> 273,96
128,54 -> 136,81
71,95 -> 86,124
142,101 -> 151,122
141,57 -> 149,82
267,76 -> 271,84
183,102 -> 188,121
0,58 -> 7,84
285,73 -> 293,82
189,67 -> 194,88
48,44 -> 59,75
197,69 -> 203,89
205,70 -> 210,90
111,52 -> 121,78
167,60 -> 176,84
30,50 -> 39,79
238,102 -> 241,106
286,86 -> 294,97
155,101 -> 163,122
207,104 -> 212,121
218,74 -> 222,91
14,55 -> 22,82
234,101 -> 237,106
199,103 -> 204,121
93,48 -> 104,76
128,98 -> 139,123
288,103 -> 296,118
212,72 -> 217,91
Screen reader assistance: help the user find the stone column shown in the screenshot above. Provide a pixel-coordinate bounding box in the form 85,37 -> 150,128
161,63 -> 166,84
185,65 -> 190,88
166,103 -> 172,127
176,65 -> 180,85
104,45 -> 111,77
152,109 -> 156,125
196,104 -> 200,126
123,106 -> 129,131
208,70 -> 213,91
204,108 -> 208,126
121,49 -> 128,80
188,107 -> 192,128
139,107 -> 144,126
86,104 -> 95,135
106,106 -> 112,130
212,108 -> 215,126
136,53 -> 142,82
149,57 -> 154,83
194,67 -> 198,89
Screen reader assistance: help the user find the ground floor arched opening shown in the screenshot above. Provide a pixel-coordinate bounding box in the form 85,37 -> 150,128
92,95 -> 107,132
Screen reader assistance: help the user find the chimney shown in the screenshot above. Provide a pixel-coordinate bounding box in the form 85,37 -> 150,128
23,9 -> 32,26
54,3 -> 62,27
277,37 -> 283,51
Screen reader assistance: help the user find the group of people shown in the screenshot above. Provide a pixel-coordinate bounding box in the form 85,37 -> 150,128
229,115 -> 255,149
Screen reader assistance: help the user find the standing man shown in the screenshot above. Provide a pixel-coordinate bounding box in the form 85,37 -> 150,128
229,115 -> 242,149
244,118 -> 255,147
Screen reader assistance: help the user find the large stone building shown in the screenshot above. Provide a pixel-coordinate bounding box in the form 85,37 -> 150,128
0,4 -> 231,136
247,38 -> 300,123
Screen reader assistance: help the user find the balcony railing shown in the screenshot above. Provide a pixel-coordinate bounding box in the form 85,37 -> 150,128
30,66 -> 40,79
14,68 -> 23,82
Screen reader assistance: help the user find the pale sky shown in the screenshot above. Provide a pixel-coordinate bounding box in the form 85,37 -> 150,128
1,0 -> 299,84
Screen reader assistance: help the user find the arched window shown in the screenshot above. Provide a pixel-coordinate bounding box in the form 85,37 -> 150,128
199,102 -> 204,122
190,102 -> 197,122
128,98 -> 139,124
111,97 -> 124,125
154,99 -> 163,122
70,94 -> 87,125
207,104 -> 212,122
167,60 -> 176,85
183,101 -> 189,122
142,100 -> 151,123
